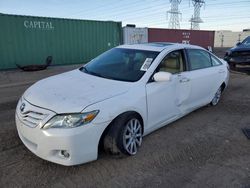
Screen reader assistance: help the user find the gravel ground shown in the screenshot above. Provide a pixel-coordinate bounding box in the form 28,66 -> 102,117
1,62 -> 250,188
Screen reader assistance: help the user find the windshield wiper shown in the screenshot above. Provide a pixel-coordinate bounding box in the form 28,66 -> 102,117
79,66 -> 89,73
80,67 -> 108,79
80,66 -> 131,81
88,71 -> 104,78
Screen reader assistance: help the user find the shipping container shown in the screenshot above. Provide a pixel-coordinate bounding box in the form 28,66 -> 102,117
0,14 -> 122,70
123,26 -> 148,44
148,28 -> 215,49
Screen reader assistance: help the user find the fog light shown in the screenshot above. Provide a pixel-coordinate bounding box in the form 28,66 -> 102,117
61,150 -> 70,158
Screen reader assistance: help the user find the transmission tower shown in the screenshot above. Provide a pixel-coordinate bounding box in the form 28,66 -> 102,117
167,0 -> 182,29
190,0 -> 205,30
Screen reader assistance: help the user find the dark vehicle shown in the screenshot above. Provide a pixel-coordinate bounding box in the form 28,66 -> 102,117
224,36 -> 250,68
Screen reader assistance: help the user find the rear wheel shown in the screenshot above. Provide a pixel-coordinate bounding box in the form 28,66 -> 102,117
104,112 -> 143,156
210,87 -> 222,106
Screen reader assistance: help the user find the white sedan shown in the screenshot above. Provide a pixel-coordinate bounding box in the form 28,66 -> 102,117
16,43 -> 229,166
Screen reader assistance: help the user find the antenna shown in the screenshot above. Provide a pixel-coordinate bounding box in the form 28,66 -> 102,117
190,0 -> 205,30
167,0 -> 182,29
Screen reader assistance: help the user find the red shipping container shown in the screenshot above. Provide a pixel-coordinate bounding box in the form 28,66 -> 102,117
148,28 -> 215,49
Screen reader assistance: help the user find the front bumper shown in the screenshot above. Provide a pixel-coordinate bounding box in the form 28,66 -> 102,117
16,113 -> 109,166
226,56 -> 250,65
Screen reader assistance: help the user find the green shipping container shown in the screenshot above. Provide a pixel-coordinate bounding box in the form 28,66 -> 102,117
0,14 -> 122,70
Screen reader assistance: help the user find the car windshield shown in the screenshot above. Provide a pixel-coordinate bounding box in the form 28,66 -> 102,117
80,48 -> 159,82
242,37 -> 250,46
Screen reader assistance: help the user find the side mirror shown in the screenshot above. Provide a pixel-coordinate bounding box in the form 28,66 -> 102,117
153,72 -> 172,82
236,42 -> 241,46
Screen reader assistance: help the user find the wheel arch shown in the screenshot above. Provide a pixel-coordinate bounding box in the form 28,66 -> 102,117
221,82 -> 226,92
97,110 -> 144,154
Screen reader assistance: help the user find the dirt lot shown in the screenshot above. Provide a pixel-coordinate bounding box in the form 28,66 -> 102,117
1,65 -> 250,187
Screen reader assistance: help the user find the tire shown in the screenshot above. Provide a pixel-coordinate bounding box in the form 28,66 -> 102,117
210,87 -> 222,106
229,62 -> 236,70
103,112 -> 143,156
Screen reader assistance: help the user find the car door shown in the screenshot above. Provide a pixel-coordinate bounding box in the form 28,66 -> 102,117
146,50 -> 188,132
181,48 -> 223,111
209,53 -> 227,93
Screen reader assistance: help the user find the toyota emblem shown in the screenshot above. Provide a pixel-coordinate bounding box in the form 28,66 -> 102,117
20,103 -> 25,112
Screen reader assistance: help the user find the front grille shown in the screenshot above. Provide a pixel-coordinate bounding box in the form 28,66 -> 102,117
18,110 -> 48,128
232,51 -> 250,57
16,98 -> 55,128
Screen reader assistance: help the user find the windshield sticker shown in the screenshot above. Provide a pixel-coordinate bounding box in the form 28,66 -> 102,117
140,58 -> 153,71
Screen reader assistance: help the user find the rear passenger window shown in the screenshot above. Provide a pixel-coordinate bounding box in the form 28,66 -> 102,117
187,49 -> 212,70
210,55 -> 222,66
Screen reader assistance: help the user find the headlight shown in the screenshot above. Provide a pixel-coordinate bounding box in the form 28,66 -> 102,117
42,110 -> 99,129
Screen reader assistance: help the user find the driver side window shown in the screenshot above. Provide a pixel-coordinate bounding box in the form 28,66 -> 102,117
157,50 -> 185,74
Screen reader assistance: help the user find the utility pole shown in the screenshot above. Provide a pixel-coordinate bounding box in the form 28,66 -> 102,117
220,33 -> 224,47
167,0 -> 182,29
238,33 -> 241,42
190,0 -> 205,30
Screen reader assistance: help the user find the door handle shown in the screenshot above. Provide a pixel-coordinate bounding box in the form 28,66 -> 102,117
180,77 -> 190,83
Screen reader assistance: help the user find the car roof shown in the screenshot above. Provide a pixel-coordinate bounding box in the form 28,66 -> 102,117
117,42 -> 204,52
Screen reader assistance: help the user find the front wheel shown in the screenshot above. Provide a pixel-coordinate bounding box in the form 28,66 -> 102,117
122,118 -> 143,155
229,62 -> 236,69
104,112 -> 143,156
210,87 -> 222,106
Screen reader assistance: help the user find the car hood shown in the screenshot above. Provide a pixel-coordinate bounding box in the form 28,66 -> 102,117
23,69 -> 131,113
229,45 -> 250,52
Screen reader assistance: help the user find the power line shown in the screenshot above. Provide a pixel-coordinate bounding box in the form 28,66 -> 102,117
65,0 -> 163,18
64,0 -> 249,22
140,15 -> 250,26
90,1 -> 168,20
63,0 -> 144,17
71,0 -> 249,16
120,4 -> 248,24
148,20 -> 249,28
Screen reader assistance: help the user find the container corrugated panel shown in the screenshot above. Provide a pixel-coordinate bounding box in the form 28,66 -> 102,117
148,28 -> 215,49
123,27 -> 148,44
0,14 -> 122,69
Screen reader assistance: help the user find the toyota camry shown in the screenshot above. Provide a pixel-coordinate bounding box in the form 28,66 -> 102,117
16,43 -> 229,166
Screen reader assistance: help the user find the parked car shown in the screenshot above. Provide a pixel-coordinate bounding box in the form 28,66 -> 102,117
16,43 -> 229,166
224,36 -> 250,68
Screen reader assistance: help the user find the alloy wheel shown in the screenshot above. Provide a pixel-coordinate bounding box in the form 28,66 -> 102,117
123,118 -> 142,155
211,87 -> 222,106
